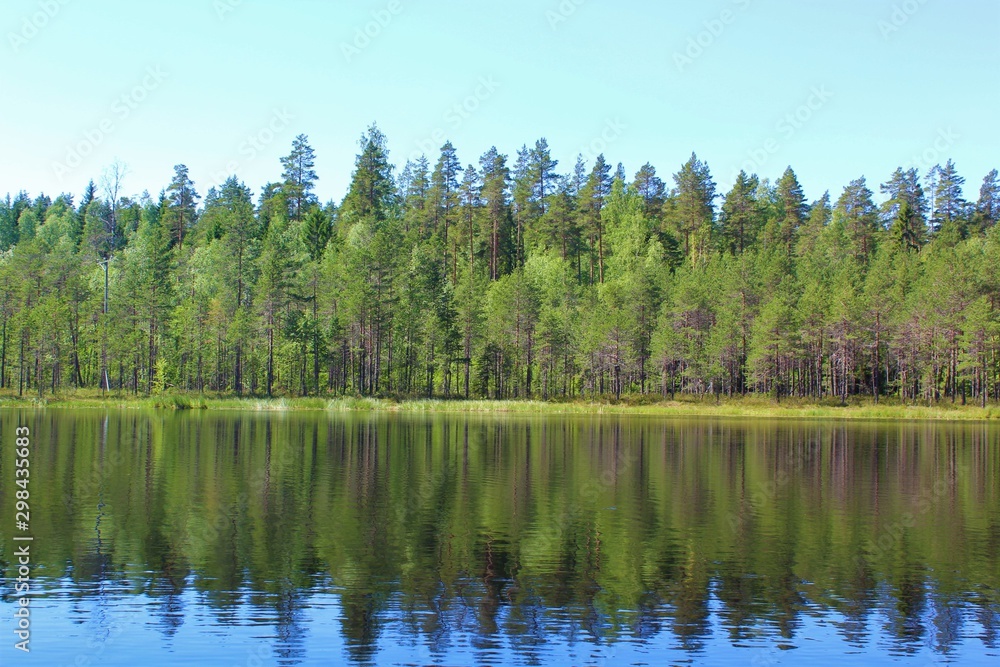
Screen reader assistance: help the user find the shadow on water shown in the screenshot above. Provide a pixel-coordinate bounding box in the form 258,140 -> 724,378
0,409 -> 998,665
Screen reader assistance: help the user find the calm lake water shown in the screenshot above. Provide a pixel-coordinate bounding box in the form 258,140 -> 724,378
0,409 -> 998,666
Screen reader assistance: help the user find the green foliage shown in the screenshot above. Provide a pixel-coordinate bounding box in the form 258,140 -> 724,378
665,152 -> 715,263
1,130 -> 998,406
280,134 -> 318,222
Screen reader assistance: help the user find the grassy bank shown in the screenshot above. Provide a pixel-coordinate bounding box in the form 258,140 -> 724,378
2,391 -> 1000,421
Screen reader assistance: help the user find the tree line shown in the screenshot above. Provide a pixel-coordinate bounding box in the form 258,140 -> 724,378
2,125 -> 998,404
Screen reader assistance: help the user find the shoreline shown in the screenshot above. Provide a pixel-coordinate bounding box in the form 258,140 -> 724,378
1,394 -> 999,422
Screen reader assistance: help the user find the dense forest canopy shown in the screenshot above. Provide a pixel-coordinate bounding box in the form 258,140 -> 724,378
2,124 -> 999,403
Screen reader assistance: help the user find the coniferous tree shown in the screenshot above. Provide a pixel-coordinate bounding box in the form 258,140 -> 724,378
835,177 -> 879,264
1,124 -> 998,406
82,199 -> 114,259
796,192 -> 831,259
340,124 -> 394,226
165,164 -> 199,250
580,155 -> 613,283
614,163 -> 627,184
880,167 -> 927,229
302,207 -> 332,263
974,169 -> 999,233
0,195 -> 14,250
775,167 -> 808,252
400,156 -> 431,237
719,171 -> 760,255
430,141 -> 461,281
10,191 -> 31,243
529,138 -> 559,217
889,201 -> 925,252
666,153 -> 716,263
280,134 -> 318,222
633,163 -> 666,223
479,147 -> 512,281
79,179 -> 98,213
932,160 -> 968,241
511,145 -> 533,267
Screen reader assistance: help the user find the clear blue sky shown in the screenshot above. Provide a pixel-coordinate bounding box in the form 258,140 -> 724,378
2,0 -> 997,206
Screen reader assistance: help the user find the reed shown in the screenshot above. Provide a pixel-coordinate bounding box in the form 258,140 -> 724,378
3,391 -> 999,421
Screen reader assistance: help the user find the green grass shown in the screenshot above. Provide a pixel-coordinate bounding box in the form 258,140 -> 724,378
2,390 -> 999,421
324,396 -> 1000,421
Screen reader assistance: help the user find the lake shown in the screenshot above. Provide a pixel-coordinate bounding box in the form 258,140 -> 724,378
0,409 -> 998,665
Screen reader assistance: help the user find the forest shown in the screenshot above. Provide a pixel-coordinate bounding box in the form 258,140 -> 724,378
2,125 -> 998,404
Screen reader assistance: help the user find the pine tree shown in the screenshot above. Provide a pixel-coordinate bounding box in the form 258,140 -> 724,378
748,280 -> 798,399
10,192 -> 31,240
300,207 -> 333,395
400,156 -> 431,237
775,167 -> 807,252
570,155 -> 587,198
430,141 -> 461,281
280,134 -> 318,222
632,163 -> 666,223
3,122 -> 999,405
889,200 -> 925,252
834,177 -> 879,263
974,169 -> 999,233
880,167 -> 927,229
340,124 -> 395,226
257,212 -> 294,396
932,160 -> 968,241
0,195 -> 17,250
122,209 -> 174,393
479,147 -> 512,281
511,145 -> 532,267
580,155 -> 613,283
536,177 -> 580,264
529,138 -> 559,216
165,164 -> 199,250
667,153 -> 716,263
795,192 -> 831,259
458,163 -> 480,283
719,171 -> 760,254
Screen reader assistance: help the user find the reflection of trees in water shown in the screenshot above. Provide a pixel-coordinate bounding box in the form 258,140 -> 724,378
976,602 -> 1000,649
885,558 -> 927,651
272,587 -> 308,666
665,547 -> 711,651
147,545 -> 188,638
475,534 -> 514,637
930,582 -> 964,656
15,411 -> 1000,662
